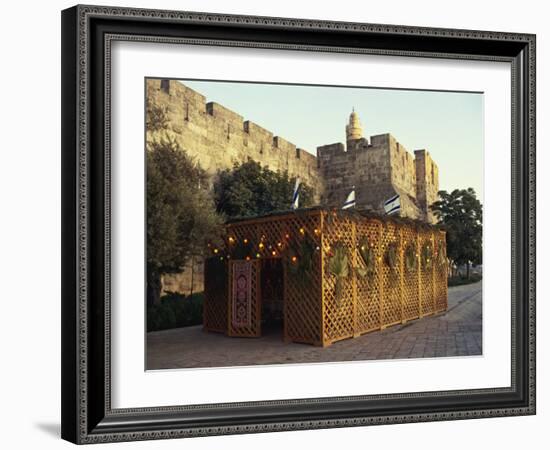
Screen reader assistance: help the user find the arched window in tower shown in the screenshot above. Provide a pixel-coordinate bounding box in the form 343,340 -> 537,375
184,102 -> 189,122
431,163 -> 435,183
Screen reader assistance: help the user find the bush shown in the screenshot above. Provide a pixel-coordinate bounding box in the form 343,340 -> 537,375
447,273 -> 482,287
147,292 -> 204,332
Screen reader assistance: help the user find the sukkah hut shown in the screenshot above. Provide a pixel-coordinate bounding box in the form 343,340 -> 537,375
203,207 -> 447,347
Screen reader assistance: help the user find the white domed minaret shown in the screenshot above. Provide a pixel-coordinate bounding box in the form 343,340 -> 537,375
346,108 -> 363,149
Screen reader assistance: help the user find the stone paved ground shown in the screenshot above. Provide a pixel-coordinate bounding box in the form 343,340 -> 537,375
147,281 -> 482,370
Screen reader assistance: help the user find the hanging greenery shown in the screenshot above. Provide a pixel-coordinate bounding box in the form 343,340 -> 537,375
421,243 -> 433,269
356,237 -> 376,278
404,244 -> 418,272
385,242 -> 398,269
287,235 -> 316,282
328,242 -> 349,306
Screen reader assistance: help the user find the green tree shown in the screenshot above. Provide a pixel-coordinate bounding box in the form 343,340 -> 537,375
147,138 -> 222,306
214,160 -> 315,219
430,188 -> 482,279
146,97 -> 169,132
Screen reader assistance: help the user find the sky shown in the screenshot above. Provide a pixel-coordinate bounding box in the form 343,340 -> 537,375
182,79 -> 484,200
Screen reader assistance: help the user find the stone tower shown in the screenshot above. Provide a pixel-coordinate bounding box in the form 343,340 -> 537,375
346,108 -> 363,147
414,149 -> 440,223
317,109 -> 440,223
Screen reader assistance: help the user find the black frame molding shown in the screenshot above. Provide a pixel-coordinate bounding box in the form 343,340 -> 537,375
61,4 -> 536,444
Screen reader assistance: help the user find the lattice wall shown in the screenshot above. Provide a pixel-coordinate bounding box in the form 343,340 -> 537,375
402,225 -> 420,322
282,214 -> 323,345
379,221 -> 403,327
225,211 -> 323,345
321,212 -> 355,343
419,230 -> 435,316
355,219 -> 382,334
319,212 -> 447,346
203,209 -> 447,347
434,231 -> 448,312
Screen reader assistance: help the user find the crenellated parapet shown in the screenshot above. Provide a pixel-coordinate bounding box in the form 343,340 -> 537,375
147,79 -> 324,200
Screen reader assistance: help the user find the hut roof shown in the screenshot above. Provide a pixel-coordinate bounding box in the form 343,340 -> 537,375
225,206 -> 444,231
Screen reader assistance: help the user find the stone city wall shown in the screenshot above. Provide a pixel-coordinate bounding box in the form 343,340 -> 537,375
146,79 -> 323,199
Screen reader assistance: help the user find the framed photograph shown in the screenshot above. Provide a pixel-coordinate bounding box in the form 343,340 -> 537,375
61,5 -> 536,444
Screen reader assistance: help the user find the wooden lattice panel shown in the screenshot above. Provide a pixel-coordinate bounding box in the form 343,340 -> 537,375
203,257 -> 228,333
227,259 -> 261,337
354,219 -> 382,334
434,231 -> 448,312
379,222 -> 402,327
419,230 -> 435,316
204,209 -> 448,347
321,212 -> 357,344
225,211 -> 323,345
401,226 -> 420,322
283,213 -> 323,345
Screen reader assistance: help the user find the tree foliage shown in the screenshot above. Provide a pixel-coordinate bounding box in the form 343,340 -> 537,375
146,98 -> 169,132
214,160 -> 315,219
430,188 -> 482,278
146,137 -> 222,305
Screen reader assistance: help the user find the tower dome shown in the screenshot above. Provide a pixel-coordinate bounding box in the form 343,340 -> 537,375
346,108 -> 363,143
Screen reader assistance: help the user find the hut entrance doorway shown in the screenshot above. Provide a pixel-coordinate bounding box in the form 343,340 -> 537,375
260,258 -> 284,338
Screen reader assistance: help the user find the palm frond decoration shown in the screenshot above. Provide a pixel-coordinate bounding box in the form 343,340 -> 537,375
421,243 -> 433,269
328,242 -> 349,306
385,242 -> 398,269
357,237 -> 376,277
405,244 -> 418,272
354,237 -> 377,284
288,235 -> 316,282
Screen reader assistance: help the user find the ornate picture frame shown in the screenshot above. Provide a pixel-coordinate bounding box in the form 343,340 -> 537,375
61,5 -> 536,444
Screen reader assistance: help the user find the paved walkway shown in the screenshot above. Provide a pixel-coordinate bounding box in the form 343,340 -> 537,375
147,281 -> 482,369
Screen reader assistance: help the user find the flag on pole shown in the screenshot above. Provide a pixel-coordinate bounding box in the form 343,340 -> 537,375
384,194 -> 401,215
342,188 -> 356,209
291,177 -> 301,210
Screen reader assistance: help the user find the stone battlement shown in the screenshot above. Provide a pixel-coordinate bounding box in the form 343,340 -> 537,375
147,79 -> 323,197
